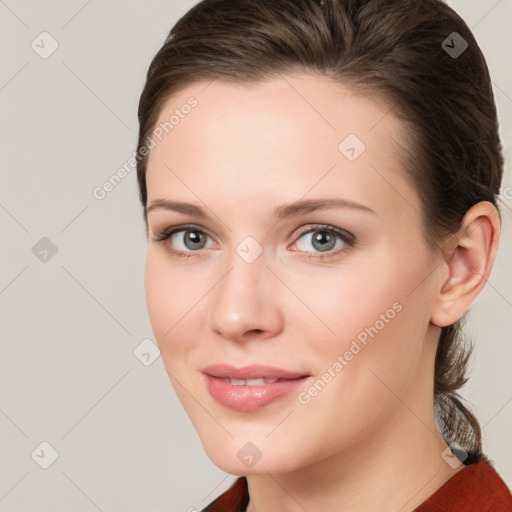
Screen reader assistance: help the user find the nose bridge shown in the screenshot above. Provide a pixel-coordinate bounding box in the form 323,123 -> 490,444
207,237 -> 278,338
217,239 -> 269,306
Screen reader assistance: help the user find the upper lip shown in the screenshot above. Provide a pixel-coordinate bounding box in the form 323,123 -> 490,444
202,364 -> 309,380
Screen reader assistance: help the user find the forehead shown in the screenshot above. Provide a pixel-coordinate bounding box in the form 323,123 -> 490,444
145,73 -> 420,225
150,74 -> 398,159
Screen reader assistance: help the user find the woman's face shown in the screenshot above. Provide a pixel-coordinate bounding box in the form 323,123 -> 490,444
144,74 -> 444,475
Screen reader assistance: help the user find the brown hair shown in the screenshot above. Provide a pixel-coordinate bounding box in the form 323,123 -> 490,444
136,0 -> 503,461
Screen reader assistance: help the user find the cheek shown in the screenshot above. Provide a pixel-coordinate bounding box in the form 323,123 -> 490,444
301,249 -> 432,392
292,260 -> 408,350
287,276 -> 430,463
144,250 -> 198,358
145,252 -> 171,336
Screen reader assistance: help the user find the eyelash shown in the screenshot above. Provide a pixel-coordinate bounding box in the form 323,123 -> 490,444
152,223 -> 356,261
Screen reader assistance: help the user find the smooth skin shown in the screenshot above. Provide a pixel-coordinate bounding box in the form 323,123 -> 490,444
143,73 -> 500,512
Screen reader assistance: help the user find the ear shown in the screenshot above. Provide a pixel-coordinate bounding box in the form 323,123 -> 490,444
430,201 -> 501,328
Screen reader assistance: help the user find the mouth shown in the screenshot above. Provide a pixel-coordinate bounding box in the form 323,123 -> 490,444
202,363 -> 310,381
216,376 -> 293,386
202,364 -> 311,412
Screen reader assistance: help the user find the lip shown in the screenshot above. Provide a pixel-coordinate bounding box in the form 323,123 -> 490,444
202,364 -> 309,380
202,364 -> 311,412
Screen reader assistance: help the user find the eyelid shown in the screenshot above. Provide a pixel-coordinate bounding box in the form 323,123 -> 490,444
152,223 -> 218,246
291,224 -> 355,244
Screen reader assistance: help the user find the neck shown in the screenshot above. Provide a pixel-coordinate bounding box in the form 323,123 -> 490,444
246,413 -> 463,512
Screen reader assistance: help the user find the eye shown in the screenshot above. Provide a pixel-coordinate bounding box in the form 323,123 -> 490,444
291,225 -> 355,259
152,223 -> 356,260
152,224 -> 215,258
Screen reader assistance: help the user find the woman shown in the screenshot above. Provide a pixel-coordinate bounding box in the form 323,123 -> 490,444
135,0 -> 512,510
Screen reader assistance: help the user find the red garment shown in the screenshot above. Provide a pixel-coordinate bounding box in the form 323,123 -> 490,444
202,460 -> 512,511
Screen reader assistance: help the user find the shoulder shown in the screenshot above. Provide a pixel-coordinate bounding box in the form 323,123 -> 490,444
199,456 -> 512,512
414,456 -> 512,512
201,476 -> 248,512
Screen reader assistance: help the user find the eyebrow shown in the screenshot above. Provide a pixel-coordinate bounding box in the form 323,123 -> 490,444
146,197 -> 376,222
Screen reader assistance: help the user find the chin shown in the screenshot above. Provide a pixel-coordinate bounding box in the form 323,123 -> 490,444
200,434 -> 308,476
206,453 -> 299,476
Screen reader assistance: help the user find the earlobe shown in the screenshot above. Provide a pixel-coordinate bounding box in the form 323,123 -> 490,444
431,201 -> 500,328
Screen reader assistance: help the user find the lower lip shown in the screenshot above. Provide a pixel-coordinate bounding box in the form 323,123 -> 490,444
204,374 -> 310,412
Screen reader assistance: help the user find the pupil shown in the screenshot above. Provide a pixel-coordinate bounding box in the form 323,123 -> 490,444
186,231 -> 203,248
314,231 -> 334,252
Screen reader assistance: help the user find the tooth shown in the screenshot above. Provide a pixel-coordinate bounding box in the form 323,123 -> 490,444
246,378 -> 266,386
226,377 -> 280,386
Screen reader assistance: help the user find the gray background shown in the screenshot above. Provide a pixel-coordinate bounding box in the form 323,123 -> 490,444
0,1 -> 511,511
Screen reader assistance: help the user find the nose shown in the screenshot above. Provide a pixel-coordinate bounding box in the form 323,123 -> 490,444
206,249 -> 283,343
